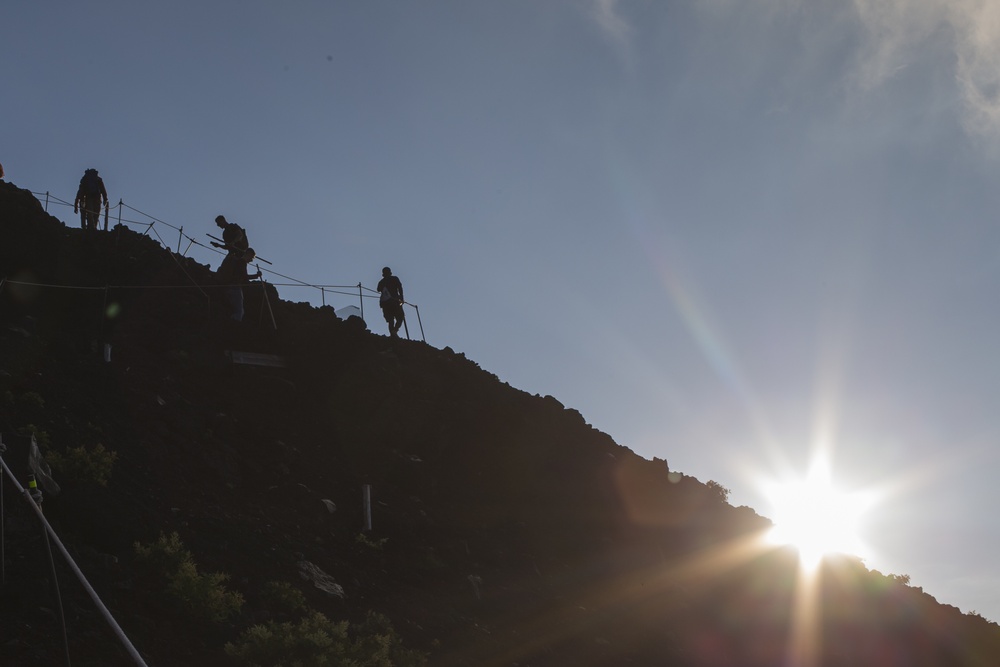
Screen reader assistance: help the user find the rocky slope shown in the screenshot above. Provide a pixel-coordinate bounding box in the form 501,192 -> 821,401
1,179 -> 999,666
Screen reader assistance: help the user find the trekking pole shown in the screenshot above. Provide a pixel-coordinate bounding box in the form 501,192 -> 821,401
401,303 -> 410,340
206,235 -> 273,265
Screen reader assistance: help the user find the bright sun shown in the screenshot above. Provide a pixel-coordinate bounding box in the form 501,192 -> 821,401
762,459 -> 872,570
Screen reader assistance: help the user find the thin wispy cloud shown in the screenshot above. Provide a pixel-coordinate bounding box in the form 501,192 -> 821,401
592,0 -> 630,46
589,0 -> 635,70
853,0 -> 1000,143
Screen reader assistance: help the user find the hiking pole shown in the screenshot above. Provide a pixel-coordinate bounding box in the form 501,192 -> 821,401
206,234 -> 273,265
401,303 -> 410,340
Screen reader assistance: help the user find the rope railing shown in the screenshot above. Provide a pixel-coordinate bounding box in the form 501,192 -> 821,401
28,189 -> 426,341
0,451 -> 150,666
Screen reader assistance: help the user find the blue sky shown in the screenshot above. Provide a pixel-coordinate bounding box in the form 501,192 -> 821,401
6,0 -> 1000,621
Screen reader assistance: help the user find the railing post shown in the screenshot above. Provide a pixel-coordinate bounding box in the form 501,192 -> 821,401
358,282 -> 363,321
45,191 -> 50,212
363,484 -> 372,532
321,287 -> 326,307
414,304 -> 426,342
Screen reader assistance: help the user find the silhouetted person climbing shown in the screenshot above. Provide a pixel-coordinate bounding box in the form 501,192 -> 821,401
377,266 -> 405,337
217,247 -> 262,322
211,215 -> 250,257
74,168 -> 108,231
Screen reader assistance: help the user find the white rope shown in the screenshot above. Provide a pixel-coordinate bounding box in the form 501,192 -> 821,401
22,187 -> 426,340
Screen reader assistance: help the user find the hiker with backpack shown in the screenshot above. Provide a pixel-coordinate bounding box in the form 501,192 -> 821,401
211,215 -> 250,257
73,168 -> 108,231
217,247 -> 262,322
377,266 -> 405,338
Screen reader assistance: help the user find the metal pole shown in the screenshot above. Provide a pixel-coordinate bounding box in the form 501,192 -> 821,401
363,484 -> 372,532
358,283 -> 363,321
117,199 -> 123,227
45,191 -> 50,212
0,457 -> 150,666
321,287 -> 326,308
414,305 -> 425,342
100,287 -> 109,343
259,276 -> 277,330
178,226 -> 183,254
40,517 -> 72,667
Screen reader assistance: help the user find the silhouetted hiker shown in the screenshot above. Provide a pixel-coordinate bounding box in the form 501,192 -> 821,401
73,168 -> 108,231
211,215 -> 250,257
217,247 -> 261,322
377,266 -> 405,337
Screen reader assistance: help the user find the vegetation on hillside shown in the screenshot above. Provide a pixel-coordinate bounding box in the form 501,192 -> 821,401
1,180 -> 998,666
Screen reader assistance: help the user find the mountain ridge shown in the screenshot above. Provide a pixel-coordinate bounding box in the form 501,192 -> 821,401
0,179 -> 998,666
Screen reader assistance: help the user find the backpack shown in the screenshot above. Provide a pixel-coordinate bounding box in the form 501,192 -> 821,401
224,224 -> 249,254
80,170 -> 101,195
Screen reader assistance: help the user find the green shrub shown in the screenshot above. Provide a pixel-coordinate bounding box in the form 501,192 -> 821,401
134,531 -> 188,572
47,443 -> 118,486
134,532 -> 244,622
224,610 -> 426,667
261,581 -> 307,615
355,533 -> 388,553
350,611 -> 427,667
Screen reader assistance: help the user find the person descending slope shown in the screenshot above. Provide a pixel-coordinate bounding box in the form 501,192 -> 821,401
74,168 -> 108,231
377,266 -> 405,337
217,247 -> 262,322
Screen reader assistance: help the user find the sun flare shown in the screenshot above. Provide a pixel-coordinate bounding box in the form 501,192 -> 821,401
762,459 -> 873,570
